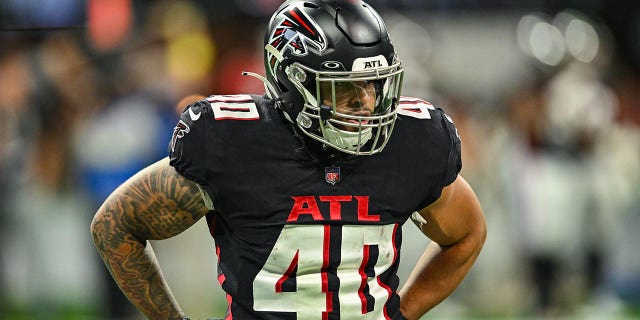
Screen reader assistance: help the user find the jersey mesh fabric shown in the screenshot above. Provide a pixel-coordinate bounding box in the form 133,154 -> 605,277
169,94 -> 461,320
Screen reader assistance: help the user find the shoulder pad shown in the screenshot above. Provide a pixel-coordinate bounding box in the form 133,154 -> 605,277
206,95 -> 260,120
397,97 -> 435,119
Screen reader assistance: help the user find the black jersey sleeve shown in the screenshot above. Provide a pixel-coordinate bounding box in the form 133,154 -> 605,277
437,107 -> 462,186
395,98 -> 464,209
168,100 -> 210,185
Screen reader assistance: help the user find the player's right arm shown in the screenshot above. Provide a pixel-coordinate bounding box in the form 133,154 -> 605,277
90,157 -> 209,320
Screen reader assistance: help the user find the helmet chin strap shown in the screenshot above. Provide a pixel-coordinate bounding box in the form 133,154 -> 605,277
241,71 -> 279,99
321,122 -> 373,152
241,71 -> 299,124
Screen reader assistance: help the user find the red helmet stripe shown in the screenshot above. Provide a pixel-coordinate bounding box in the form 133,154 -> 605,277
289,9 -> 316,35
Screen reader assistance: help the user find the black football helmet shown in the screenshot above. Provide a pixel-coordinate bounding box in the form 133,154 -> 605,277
247,0 -> 404,155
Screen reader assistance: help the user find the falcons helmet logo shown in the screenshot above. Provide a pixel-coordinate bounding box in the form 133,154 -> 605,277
266,2 -> 327,71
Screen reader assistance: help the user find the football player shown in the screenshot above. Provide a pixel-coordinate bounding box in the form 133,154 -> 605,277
90,1 -> 486,319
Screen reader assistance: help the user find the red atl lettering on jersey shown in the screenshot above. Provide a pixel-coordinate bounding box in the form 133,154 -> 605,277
287,196 -> 323,221
319,195 -> 351,220
287,196 -> 380,222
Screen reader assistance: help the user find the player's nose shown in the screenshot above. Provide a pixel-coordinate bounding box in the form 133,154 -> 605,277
349,88 -> 374,111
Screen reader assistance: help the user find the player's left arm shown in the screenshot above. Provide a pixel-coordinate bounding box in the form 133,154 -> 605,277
398,175 -> 487,320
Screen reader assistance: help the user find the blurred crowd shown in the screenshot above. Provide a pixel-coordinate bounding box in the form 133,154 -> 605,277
1,0 -> 639,319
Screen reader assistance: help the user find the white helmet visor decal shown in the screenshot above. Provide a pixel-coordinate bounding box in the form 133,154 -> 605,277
352,55 -> 389,71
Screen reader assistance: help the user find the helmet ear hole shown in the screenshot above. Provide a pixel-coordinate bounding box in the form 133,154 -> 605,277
291,66 -> 307,83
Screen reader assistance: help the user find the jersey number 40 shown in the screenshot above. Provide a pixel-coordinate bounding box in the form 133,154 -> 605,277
253,224 -> 398,319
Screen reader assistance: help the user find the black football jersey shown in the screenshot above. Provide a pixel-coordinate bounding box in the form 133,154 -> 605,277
169,94 -> 461,320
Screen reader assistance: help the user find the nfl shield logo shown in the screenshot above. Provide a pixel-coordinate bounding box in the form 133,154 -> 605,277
325,166 -> 341,185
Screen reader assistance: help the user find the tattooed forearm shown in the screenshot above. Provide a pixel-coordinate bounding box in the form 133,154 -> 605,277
91,157 -> 209,319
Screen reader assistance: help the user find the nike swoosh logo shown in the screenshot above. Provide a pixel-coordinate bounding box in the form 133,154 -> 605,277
189,108 -> 201,121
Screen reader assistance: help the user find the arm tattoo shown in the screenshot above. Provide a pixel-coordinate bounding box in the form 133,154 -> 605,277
91,157 -> 209,319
